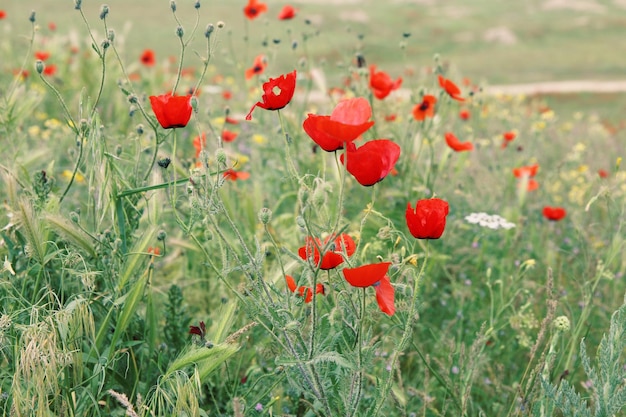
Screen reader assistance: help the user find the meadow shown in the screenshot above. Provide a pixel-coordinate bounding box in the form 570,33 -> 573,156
0,1 -> 625,416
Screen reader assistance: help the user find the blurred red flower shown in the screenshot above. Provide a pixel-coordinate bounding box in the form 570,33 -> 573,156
598,169 -> 609,178
459,109 -> 470,120
140,49 -> 155,66
246,70 -> 296,120
149,93 -> 193,129
285,275 -> 325,303
225,116 -> 239,125
244,0 -> 268,20
438,75 -> 465,102
412,95 -> 437,121
513,163 -> 539,178
35,51 -> 50,61
406,198 -> 449,239
384,114 -> 397,122
502,131 -> 516,148
278,5 -> 297,20
43,64 -> 57,76
222,129 -> 238,142
340,140 -> 401,186
245,54 -> 267,80
445,132 -> 473,152
298,233 -> 355,270
369,65 -> 402,100
223,169 -> 250,181
188,321 -> 206,338
543,206 -> 566,221
526,179 -> 539,191
48,22 -> 57,31
222,90 -> 232,100
0,10 -> 6,19
343,262 -> 395,315
303,97 -> 375,152
193,133 -> 206,158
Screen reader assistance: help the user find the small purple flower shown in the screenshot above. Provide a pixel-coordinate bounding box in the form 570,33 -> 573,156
451,366 -> 460,375
255,403 -> 263,411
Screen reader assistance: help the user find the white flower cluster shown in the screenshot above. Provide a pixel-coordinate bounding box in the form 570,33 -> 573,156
465,212 -> 516,230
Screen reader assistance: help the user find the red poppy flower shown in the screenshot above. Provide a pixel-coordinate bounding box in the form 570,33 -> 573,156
438,75 -> 464,102
542,206 -> 566,221
598,169 -> 609,178
222,90 -> 232,100
43,64 -> 57,76
285,275 -> 325,303
412,95 -> 437,121
189,321 -> 207,338
140,49 -> 155,66
445,132 -> 473,152
369,65 -> 402,100
0,10 -> 6,19
278,5 -> 297,20
193,133 -> 206,158
222,129 -> 238,142
501,131 -> 516,148
343,262 -> 395,315
459,109 -> 470,121
48,22 -> 56,31
298,233 -> 356,270
35,51 -> 50,61
149,93 -> 193,129
406,198 -> 449,239
245,54 -> 267,80
340,140 -> 401,186
223,169 -> 250,181
225,116 -> 239,125
245,70 -> 297,120
526,179 -> 539,191
303,97 -> 375,152
513,164 -> 539,178
243,0 -> 268,20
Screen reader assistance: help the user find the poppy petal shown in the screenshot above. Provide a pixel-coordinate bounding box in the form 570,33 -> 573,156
343,262 -> 391,288
374,276 -> 395,316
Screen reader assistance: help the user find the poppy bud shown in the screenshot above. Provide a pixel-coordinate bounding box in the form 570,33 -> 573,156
69,211 -> 80,223
79,118 -> 89,134
215,148 -> 227,165
128,94 -> 138,104
157,157 -> 171,168
136,124 -> 144,135
74,0 -> 82,10
190,96 -> 198,113
176,25 -> 184,38
107,29 -> 115,42
99,5 -> 109,20
258,208 -> 272,225
170,0 -> 176,12
29,10 -> 36,23
101,39 -> 110,50
296,216 -> 306,229
35,60 -> 44,74
115,145 -> 122,156
194,0 -> 200,9
157,230 -> 167,241
292,40 -> 298,50
204,24 -> 214,38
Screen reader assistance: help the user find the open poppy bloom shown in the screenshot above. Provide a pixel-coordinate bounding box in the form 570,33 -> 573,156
285,275 -> 325,303
543,206 -> 566,221
513,163 -> 539,178
340,140 -> 401,186
43,64 -> 57,76
369,65 -> 402,100
140,49 -> 155,66
278,5 -> 297,20
343,262 -> 395,316
438,75 -> 465,102
445,132 -> 473,152
243,0 -> 267,20
298,233 -> 356,270
502,131 -> 517,148
245,54 -> 267,80
149,93 -> 193,129
303,97 -> 375,152
35,51 -> 50,61
246,70 -> 297,120
406,198 -> 449,239
223,168 -> 250,181
222,129 -> 238,142
412,95 -> 437,121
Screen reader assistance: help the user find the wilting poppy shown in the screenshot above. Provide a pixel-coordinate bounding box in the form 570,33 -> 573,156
502,131 -> 516,148
149,93 -> 193,129
298,233 -> 356,270
513,163 -> 539,178
406,198 -> 449,239
140,49 -> 155,66
189,321 -> 207,338
35,51 -> 50,61
412,95 -> 437,121
223,169 -> 250,181
246,70 -> 296,120
245,54 -> 267,80
278,5 -> 296,20
438,75 -> 464,101
445,132 -> 473,152
343,262 -> 395,315
543,206 -> 566,221
459,109 -> 470,120
369,65 -> 402,100
244,0 -> 268,20
303,97 -> 375,152
222,129 -> 238,142
225,116 -> 239,125
340,139 -> 401,186
285,275 -> 325,303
